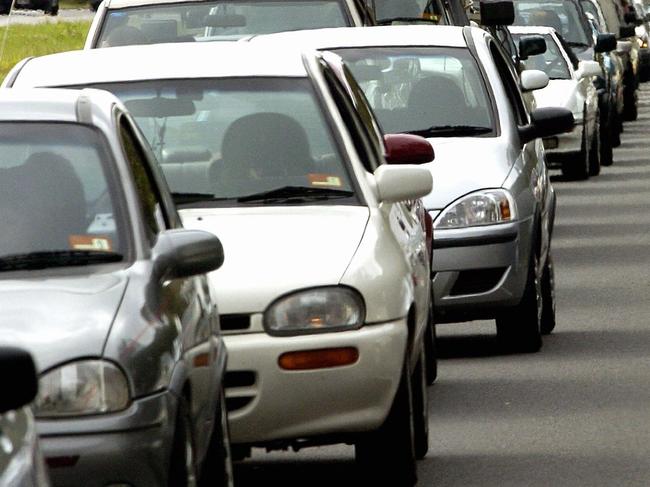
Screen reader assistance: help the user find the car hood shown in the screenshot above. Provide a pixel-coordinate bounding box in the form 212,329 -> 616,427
421,136 -> 512,211
180,206 -> 370,313
0,273 -> 128,373
533,79 -> 580,112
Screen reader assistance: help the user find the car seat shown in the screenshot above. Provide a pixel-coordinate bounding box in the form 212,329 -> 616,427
406,75 -> 468,130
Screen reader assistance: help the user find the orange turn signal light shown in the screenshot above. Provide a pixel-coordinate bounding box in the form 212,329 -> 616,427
278,347 -> 359,371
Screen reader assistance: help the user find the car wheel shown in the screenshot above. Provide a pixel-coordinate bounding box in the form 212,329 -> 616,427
46,1 -> 58,15
600,113 -> 615,166
540,253 -> 556,335
168,397 -> 198,487
355,364 -> 417,486
424,301 -> 438,386
561,122 -> 589,181
623,81 -> 638,121
198,388 -> 234,487
588,116 -> 601,176
412,345 -> 429,459
496,253 -> 543,353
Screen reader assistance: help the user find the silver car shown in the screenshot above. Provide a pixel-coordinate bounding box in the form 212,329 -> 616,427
0,348 -> 49,487
0,88 -> 231,486
249,25 -> 574,351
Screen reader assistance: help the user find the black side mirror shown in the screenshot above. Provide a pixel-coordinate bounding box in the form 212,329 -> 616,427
480,0 -> 515,26
624,11 -> 642,25
0,348 -> 38,414
620,25 -> 637,38
519,107 -> 574,144
519,35 -> 547,60
153,229 -> 224,280
595,33 -> 617,52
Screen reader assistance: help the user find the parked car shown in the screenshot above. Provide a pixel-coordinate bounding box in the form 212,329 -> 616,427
0,0 -> 57,15
511,26 -> 603,177
84,0 -> 376,48
250,25 -> 574,351
6,43 -> 436,485
0,88 -> 231,487
0,347 -> 50,486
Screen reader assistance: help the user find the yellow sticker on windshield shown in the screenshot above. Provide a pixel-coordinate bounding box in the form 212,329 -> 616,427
309,174 -> 342,188
69,235 -> 113,251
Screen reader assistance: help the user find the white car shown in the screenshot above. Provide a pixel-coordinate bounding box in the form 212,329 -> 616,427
5,43 -> 435,484
510,26 -> 603,179
84,0 -> 375,47
247,25 -> 575,352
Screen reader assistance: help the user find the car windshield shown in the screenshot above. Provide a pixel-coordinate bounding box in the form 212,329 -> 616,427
513,0 -> 591,46
513,32 -> 572,78
85,78 -> 357,208
0,123 -> 125,269
96,0 -> 348,46
371,0 -> 446,24
333,47 -> 495,137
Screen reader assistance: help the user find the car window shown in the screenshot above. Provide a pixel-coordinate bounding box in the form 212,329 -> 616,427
371,0 -> 447,23
119,117 -> 168,243
513,32 -> 572,78
96,0 -> 349,47
513,0 -> 592,46
334,46 -> 496,137
0,122 -> 126,261
86,77 -> 358,208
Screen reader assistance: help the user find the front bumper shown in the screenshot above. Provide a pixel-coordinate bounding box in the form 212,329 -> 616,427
38,391 -> 175,487
543,122 -> 583,164
432,218 -> 534,323
224,320 -> 408,445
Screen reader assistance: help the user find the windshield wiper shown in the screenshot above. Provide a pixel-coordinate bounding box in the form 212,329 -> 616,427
173,192 -> 223,205
567,41 -> 589,48
237,186 -> 354,204
0,250 -> 123,271
406,125 -> 492,137
376,17 -> 435,25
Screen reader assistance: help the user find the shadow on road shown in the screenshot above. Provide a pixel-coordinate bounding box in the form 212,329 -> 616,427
235,457 -> 357,487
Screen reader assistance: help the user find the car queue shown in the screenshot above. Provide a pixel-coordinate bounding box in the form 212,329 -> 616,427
0,0 -> 647,485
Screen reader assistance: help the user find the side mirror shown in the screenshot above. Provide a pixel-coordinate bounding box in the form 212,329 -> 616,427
620,25 -> 637,38
617,40 -> 633,52
0,347 -> 38,414
374,165 -> 433,203
520,69 -> 549,92
624,11 -> 642,25
153,229 -> 224,280
519,107 -> 574,144
577,60 -> 603,79
519,35 -> 547,60
480,0 -> 515,26
384,134 -> 434,165
595,32 -> 617,52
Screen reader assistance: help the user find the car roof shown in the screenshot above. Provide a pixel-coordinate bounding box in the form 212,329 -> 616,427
0,88 -> 117,125
508,25 -> 557,36
10,43 -> 309,88
248,25 -> 470,49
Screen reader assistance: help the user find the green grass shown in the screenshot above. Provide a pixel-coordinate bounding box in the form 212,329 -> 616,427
59,0 -> 89,9
0,20 -> 90,82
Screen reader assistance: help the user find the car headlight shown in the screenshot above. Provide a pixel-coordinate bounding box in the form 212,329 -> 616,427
264,287 -> 365,336
34,360 -> 130,418
434,189 -> 516,229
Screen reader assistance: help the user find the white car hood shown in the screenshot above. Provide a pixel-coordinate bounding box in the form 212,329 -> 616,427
533,79 -> 580,112
180,205 -> 370,313
422,136 -> 513,211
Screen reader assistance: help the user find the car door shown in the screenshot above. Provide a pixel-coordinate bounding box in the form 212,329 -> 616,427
487,38 -> 552,264
313,54 -> 431,355
117,113 -> 220,454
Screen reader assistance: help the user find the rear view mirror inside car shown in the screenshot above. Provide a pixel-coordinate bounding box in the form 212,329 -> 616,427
204,13 -> 247,28
125,97 -> 196,118
519,35 -> 546,60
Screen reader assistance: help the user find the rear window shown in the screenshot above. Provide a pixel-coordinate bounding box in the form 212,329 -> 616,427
96,0 -> 349,47
513,0 -> 591,46
512,32 -> 572,79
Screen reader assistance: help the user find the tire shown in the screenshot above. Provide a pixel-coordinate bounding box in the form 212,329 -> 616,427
424,301 -> 438,386
561,122 -> 589,181
588,116 -> 601,176
199,388 -> 234,487
600,111 -> 614,167
540,253 -> 556,335
168,397 -> 198,487
496,253 -> 543,353
623,81 -> 638,121
356,364 -> 417,486
412,346 -> 429,460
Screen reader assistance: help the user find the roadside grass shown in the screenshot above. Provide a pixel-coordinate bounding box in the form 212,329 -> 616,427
0,20 -> 90,82
60,0 -> 88,9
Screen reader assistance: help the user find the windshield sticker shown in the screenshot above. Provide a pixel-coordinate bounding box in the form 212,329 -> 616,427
308,174 -> 342,188
69,235 -> 113,252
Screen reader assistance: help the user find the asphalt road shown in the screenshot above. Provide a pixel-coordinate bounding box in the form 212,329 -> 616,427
234,83 -> 650,486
